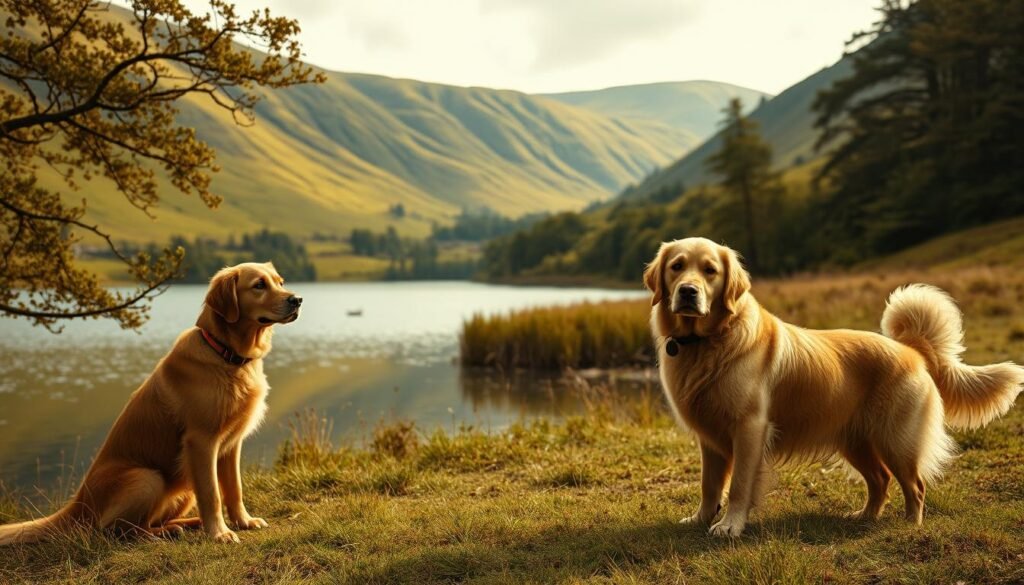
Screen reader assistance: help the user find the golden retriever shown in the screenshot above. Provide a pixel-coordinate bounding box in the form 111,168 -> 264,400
0,262 -> 301,545
644,238 -> 1023,537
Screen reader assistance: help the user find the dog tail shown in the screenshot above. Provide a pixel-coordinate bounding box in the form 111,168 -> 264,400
882,284 -> 1024,429
0,504 -> 78,546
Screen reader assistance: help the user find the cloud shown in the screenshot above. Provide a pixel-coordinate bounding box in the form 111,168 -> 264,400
265,0 -> 338,19
343,17 -> 411,52
480,0 -> 698,71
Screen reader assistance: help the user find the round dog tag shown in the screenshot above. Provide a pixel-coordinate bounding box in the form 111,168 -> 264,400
665,339 -> 679,357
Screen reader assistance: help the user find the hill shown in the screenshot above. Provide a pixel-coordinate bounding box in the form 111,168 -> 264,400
858,216 -> 1024,272
11,4 -> 763,245
543,80 -> 769,140
34,67 -> 697,243
621,57 -> 853,200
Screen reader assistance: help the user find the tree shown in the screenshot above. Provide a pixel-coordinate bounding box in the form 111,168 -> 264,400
813,0 -> 1024,261
0,0 -> 322,330
705,98 -> 782,272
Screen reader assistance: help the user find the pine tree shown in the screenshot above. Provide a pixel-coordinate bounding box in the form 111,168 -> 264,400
814,0 -> 1024,260
705,99 -> 782,272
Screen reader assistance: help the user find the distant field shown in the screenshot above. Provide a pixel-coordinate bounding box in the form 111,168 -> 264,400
76,239 -> 484,284
76,215 -> 1023,287
303,241 -> 393,281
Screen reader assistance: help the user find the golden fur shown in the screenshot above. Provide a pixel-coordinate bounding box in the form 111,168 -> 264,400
0,262 -> 301,545
644,238 -> 1024,537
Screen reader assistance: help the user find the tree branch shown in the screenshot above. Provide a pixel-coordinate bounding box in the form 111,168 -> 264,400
1,26 -> 239,136
0,280 -> 169,319
0,196 -> 135,264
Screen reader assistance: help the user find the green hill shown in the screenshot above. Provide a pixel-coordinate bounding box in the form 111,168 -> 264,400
621,57 -> 854,200
858,216 -> 1024,272
543,81 -> 769,140
36,68 -> 698,243
13,4 -> 767,245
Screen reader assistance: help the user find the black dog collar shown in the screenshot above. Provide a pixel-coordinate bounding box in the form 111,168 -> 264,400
664,335 -> 703,357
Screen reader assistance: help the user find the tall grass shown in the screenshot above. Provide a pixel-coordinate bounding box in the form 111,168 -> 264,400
459,266 -> 1024,369
460,300 -> 652,369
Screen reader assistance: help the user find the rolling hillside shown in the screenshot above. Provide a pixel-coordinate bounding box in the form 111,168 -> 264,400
858,216 -> 1024,272
620,57 -> 854,200
544,81 -> 769,140
8,4 -> 772,246
35,69 -> 697,243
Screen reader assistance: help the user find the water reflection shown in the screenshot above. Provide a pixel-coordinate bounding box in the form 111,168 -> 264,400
0,281 -> 650,490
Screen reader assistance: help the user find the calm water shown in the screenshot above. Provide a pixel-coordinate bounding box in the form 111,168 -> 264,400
0,281 -> 651,489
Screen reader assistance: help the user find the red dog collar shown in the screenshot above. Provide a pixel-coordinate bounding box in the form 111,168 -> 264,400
199,329 -> 251,366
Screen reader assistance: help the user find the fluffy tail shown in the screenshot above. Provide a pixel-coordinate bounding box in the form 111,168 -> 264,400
881,284 -> 1024,429
0,505 -> 76,546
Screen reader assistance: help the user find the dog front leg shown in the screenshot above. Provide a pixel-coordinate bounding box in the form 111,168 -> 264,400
218,442 -> 267,531
710,416 -> 768,538
184,433 -> 237,543
682,441 -> 731,525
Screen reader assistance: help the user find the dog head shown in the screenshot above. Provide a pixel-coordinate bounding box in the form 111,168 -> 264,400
205,262 -> 302,326
644,238 -> 750,334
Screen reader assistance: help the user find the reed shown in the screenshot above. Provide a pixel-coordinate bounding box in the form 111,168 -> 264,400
460,299 -> 652,369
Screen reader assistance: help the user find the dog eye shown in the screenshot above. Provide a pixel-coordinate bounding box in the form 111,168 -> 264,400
254,279 -> 266,290
670,262 -> 683,271
704,266 -> 718,276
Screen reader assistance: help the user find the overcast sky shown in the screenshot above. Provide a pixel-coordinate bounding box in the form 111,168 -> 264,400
182,0 -> 880,95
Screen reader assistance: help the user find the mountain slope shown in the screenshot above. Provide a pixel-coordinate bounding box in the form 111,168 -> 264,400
544,81 -> 769,139
12,4 -> 724,243
44,68 -> 699,243
621,57 -> 854,199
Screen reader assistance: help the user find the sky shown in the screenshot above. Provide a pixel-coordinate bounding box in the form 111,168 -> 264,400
181,0 -> 881,96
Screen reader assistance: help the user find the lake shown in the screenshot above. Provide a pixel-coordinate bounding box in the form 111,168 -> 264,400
0,281 -> 652,490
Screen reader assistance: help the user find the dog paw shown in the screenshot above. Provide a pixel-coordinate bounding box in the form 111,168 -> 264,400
233,516 -> 269,530
679,514 -> 704,526
709,519 -> 745,538
680,503 -> 721,526
210,528 -> 240,543
679,511 -> 714,526
845,508 -> 880,521
150,524 -> 185,540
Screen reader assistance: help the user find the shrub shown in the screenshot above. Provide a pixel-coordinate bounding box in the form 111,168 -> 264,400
371,420 -> 419,459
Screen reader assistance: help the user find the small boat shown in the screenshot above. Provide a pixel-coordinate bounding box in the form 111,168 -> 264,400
346,309 -> 363,317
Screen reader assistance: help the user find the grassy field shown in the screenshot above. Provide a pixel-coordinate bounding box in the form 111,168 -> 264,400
2,264 -> 1024,583
78,239 -> 485,284
2,384 -> 1023,584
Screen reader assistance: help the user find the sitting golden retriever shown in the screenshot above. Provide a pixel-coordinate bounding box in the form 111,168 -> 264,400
0,262 -> 301,545
644,238 -> 1023,537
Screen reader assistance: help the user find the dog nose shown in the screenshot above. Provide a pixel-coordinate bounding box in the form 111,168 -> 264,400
288,295 -> 302,307
678,284 -> 699,299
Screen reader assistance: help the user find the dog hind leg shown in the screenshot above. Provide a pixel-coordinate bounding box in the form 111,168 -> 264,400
93,467 -> 168,538
841,442 -> 891,520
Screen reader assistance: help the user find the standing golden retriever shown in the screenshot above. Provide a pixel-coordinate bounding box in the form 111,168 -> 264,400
645,238 -> 1023,537
0,262 -> 301,545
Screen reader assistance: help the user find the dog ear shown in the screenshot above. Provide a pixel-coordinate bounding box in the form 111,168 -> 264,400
721,247 -> 751,315
206,268 -> 240,323
643,244 -> 667,306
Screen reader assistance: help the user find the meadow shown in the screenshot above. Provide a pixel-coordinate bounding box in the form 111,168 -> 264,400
2,264 -> 1023,584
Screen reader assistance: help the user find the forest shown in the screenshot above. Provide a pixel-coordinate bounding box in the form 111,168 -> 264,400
479,0 -> 1024,281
